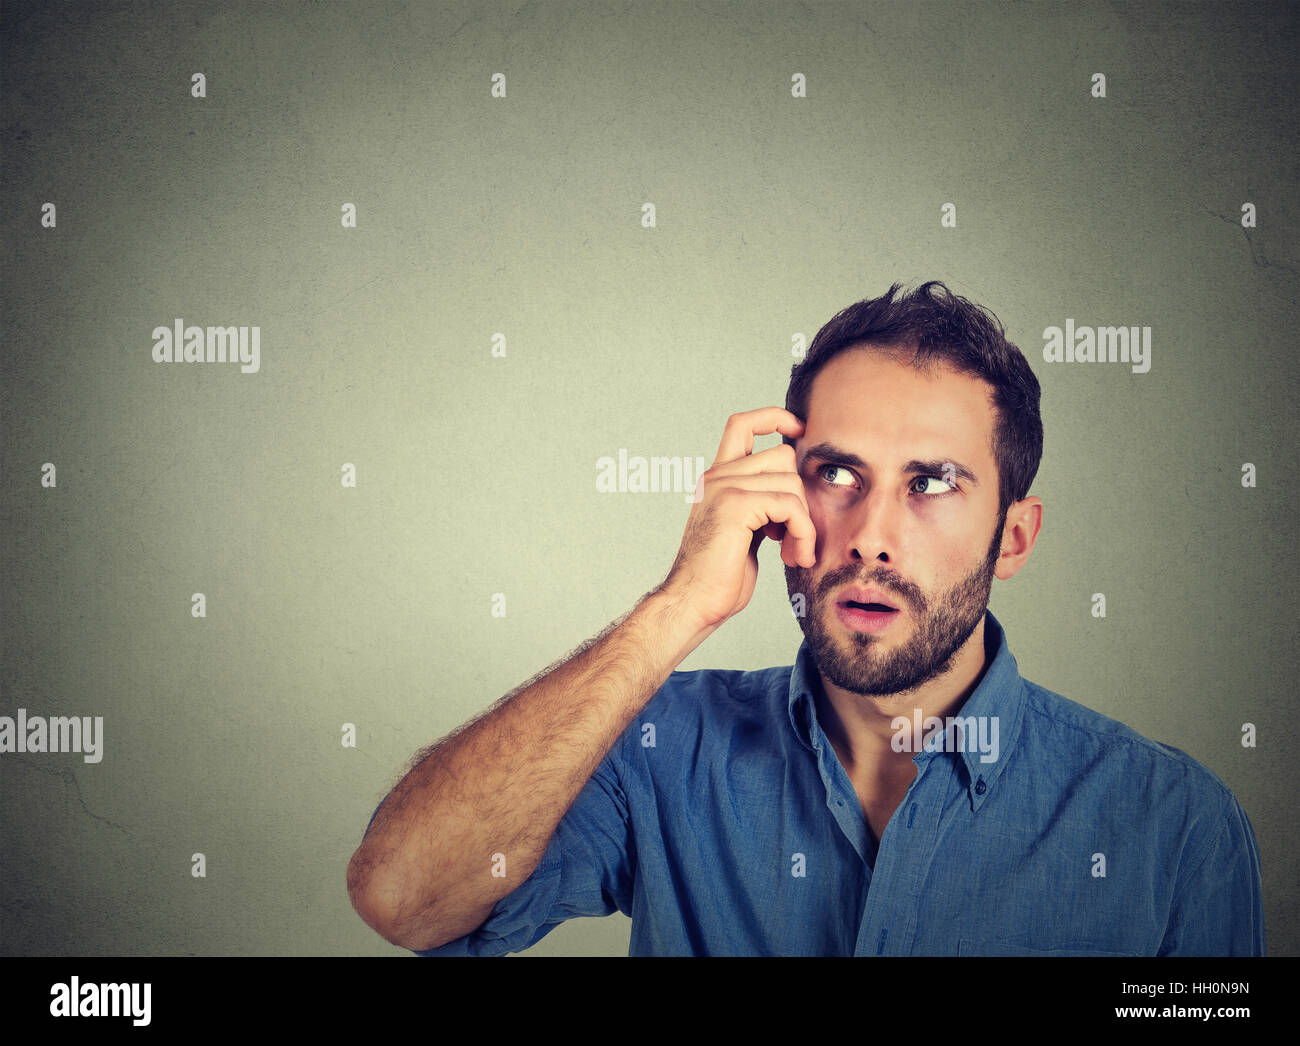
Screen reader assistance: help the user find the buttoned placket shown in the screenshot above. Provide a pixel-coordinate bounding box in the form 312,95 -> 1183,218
808,715 -> 956,956
852,749 -> 958,955
782,616 -> 1031,956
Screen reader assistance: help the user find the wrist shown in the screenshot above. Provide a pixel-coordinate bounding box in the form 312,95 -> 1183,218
637,585 -> 719,663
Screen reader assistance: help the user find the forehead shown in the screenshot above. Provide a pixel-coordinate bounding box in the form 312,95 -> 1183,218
803,346 -> 997,463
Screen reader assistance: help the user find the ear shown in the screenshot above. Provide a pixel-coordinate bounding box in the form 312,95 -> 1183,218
994,496 -> 1042,581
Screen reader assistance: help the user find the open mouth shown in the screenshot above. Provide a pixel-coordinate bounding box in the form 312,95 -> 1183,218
835,596 -> 902,632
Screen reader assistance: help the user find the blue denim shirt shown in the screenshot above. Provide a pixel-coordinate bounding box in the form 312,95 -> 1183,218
411,610 -> 1264,956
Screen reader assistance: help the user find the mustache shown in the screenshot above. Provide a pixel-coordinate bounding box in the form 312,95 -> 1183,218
788,561 -> 923,613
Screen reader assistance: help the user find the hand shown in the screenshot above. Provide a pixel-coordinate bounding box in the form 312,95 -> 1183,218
659,407 -> 817,632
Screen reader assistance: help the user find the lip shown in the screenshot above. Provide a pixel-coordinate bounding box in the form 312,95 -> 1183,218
833,585 -> 904,634
835,585 -> 903,611
835,601 -> 901,633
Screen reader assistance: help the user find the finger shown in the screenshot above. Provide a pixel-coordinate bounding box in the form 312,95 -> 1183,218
700,471 -> 810,519
712,408 -> 805,467
764,521 -> 811,570
721,488 -> 817,568
707,441 -> 799,479
780,527 -> 814,570
766,495 -> 817,568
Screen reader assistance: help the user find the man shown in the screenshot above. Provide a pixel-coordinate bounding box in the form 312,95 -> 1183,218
347,281 -> 1265,956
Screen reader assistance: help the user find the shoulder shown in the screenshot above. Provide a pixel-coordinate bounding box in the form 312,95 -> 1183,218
616,661 -> 793,763
643,661 -> 791,722
1016,679 -> 1237,818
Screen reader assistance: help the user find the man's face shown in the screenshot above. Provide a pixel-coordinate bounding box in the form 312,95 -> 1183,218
784,345 -> 1007,698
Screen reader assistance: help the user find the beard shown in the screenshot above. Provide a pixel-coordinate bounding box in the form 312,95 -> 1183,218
785,507 -> 1006,697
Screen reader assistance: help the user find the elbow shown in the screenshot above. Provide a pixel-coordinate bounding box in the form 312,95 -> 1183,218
347,849 -> 446,952
346,848 -> 393,940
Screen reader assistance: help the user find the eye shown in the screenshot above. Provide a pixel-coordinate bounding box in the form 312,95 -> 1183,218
819,464 -> 856,487
911,474 -> 957,496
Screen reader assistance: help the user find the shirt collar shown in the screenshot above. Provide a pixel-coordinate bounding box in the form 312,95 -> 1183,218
787,608 -> 1027,809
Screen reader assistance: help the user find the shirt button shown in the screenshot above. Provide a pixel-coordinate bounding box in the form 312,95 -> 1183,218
975,777 -> 987,795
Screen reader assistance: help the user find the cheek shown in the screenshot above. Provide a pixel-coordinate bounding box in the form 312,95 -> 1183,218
925,529 -> 981,583
807,500 -> 833,555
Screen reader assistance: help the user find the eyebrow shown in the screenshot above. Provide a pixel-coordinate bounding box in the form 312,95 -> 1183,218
800,441 -> 981,486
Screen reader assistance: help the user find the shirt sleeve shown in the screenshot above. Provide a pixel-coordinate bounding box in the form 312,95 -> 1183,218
1158,791 -> 1266,956
412,737 -> 636,957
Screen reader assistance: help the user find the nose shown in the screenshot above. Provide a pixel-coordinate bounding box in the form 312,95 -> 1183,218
843,481 -> 903,566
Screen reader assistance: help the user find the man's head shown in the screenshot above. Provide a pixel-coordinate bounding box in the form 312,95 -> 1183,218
782,281 -> 1043,698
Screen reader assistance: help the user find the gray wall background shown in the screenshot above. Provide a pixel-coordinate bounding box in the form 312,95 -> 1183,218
2,0 -> 1295,956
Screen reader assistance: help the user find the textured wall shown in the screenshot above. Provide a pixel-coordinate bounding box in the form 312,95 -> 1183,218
1,0 -> 1295,956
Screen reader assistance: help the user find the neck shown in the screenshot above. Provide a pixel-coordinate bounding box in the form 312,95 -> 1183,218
814,615 -> 991,785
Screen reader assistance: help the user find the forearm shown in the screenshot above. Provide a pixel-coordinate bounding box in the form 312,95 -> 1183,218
346,586 -> 714,951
